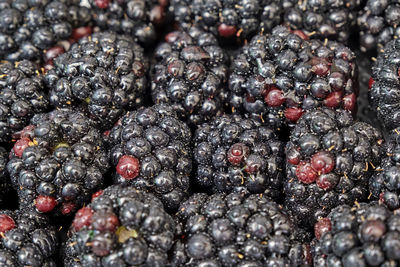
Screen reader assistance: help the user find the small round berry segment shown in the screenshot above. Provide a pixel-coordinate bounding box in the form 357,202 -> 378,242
116,155 -> 140,180
285,108 -> 384,226
35,195 -> 57,213
0,214 -> 15,234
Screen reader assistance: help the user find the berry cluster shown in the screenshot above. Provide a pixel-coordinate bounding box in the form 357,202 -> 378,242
0,1 -> 397,266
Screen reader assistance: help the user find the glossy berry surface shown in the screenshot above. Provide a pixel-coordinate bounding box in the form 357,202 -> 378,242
151,26 -> 229,126
0,60 -> 49,142
313,202 -> 400,267
284,0 -> 362,43
170,0 -> 283,41
229,26 -> 358,129
172,192 -> 312,266
108,104 -> 192,211
285,108 -> 384,226
64,185 -> 176,267
370,38 -> 400,130
0,209 -> 58,267
45,31 -> 148,129
358,0 -> 400,52
0,0 -> 91,61
7,109 -> 110,215
194,114 -> 284,198
370,127 -> 400,210
88,0 -> 169,45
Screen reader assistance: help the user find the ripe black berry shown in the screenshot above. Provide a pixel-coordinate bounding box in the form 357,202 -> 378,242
285,108 -> 384,226
7,109 -> 110,216
108,104 -> 192,211
229,26 -> 358,129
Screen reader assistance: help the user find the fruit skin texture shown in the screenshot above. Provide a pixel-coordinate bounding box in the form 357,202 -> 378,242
88,0 -> 169,45
357,0 -> 400,53
0,147 -> 11,207
229,26 -> 358,129
107,104 -> 192,211
171,192 -> 312,266
370,38 -> 400,130
151,26 -> 229,127
63,185 -> 176,267
6,109 -> 110,216
370,127 -> 400,210
0,209 -> 58,267
0,0 -> 91,61
285,108 -> 384,226
193,114 -> 284,198
45,31 -> 148,130
170,0 -> 282,41
313,202 -> 400,267
283,0 -> 362,44
0,60 -> 49,142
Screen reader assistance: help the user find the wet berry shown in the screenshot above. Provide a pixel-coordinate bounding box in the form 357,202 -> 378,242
35,195 -> 57,213
116,155 -> 140,180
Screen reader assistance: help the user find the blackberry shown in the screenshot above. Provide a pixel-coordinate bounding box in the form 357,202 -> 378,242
0,60 -> 49,142
6,108 -> 110,216
229,26 -> 358,129
63,185 -> 176,266
0,0 -> 91,61
0,209 -> 58,267
357,0 -> 400,53
193,114 -> 284,197
313,202 -> 400,266
87,0 -> 169,45
369,127 -> 400,210
285,108 -> 384,226
171,192 -> 312,266
45,31 -> 148,129
370,38 -> 400,130
283,0 -> 362,44
151,26 -> 229,126
170,0 -> 283,41
107,104 -> 192,211
0,147 -> 11,206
